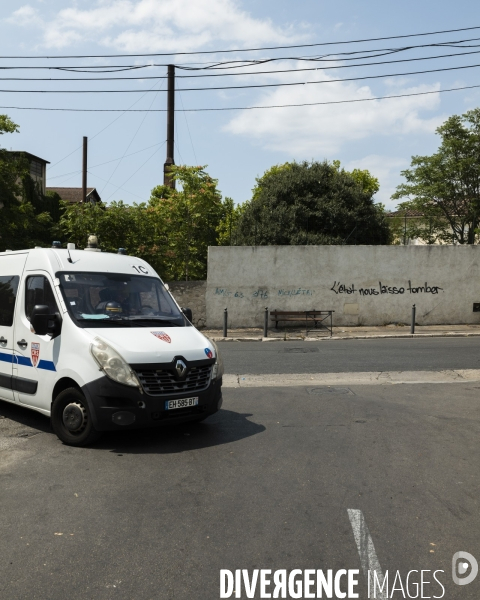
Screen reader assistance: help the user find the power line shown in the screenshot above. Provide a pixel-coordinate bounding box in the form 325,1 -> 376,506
178,91 -> 198,165
1,83 -> 478,113
1,25 -> 480,59
2,61 -> 480,93
88,171 -> 147,202
49,78 -> 165,170
2,48 -> 480,81
2,41 -> 480,73
174,39 -> 480,70
104,144 -> 165,202
99,79 -> 165,194
47,142 -> 165,180
2,37 -> 480,72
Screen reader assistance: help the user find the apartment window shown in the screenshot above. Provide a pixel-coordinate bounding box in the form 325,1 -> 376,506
30,159 -> 43,179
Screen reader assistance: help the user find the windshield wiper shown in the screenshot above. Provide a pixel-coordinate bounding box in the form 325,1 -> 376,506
125,316 -> 183,326
77,317 -> 131,326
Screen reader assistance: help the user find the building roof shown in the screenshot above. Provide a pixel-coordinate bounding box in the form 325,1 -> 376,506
8,151 -> 50,164
46,187 -> 102,204
387,209 -> 424,218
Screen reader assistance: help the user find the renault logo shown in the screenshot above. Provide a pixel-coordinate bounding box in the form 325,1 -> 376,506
175,359 -> 187,379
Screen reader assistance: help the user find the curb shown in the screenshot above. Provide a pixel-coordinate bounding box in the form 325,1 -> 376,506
223,368 -> 480,388
211,332 -> 480,342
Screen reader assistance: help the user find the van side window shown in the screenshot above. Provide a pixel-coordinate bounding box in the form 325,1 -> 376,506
0,276 -> 20,327
25,276 -> 58,320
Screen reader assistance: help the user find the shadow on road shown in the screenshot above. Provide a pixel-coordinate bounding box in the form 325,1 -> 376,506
95,409 -> 266,455
0,401 -> 265,453
0,399 -> 51,433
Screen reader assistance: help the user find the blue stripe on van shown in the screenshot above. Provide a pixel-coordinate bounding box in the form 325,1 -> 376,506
0,350 -> 56,371
37,359 -> 56,372
16,355 -> 33,367
0,352 -> 14,364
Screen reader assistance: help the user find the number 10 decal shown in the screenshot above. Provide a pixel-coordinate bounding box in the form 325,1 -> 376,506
132,265 -> 149,274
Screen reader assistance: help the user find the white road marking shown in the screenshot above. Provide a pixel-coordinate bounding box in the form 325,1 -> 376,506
222,369 -> 480,387
348,509 -> 386,600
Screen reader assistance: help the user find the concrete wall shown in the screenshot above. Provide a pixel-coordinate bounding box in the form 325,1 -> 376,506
167,280 -> 207,328
206,245 -> 480,328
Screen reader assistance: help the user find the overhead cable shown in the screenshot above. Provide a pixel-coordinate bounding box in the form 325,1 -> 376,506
2,37 -> 480,71
1,61 -> 480,93
1,83 -> 478,112
1,25 -> 480,58
2,49 -> 480,81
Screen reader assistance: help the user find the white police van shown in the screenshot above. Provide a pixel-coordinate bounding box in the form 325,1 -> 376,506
0,241 -> 223,446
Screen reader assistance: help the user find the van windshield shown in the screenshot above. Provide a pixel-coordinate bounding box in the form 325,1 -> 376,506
57,272 -> 186,328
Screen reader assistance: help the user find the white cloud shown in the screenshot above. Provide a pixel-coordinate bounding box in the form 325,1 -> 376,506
6,4 -> 40,25
10,0 -> 300,51
225,66 -> 445,156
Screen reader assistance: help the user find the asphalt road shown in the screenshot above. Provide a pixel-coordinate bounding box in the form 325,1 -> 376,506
1,338 -> 480,599
218,337 -> 480,374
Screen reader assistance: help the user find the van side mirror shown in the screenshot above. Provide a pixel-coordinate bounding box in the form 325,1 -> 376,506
31,305 -> 62,338
182,307 -> 193,323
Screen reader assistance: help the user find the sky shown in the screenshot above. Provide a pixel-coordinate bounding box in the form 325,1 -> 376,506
0,0 -> 480,210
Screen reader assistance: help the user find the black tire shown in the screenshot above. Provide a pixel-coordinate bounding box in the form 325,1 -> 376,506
51,387 -> 102,447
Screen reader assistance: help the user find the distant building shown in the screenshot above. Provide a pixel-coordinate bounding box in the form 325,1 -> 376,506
6,151 -> 102,205
387,209 -> 459,245
46,187 -> 102,204
8,151 -> 50,195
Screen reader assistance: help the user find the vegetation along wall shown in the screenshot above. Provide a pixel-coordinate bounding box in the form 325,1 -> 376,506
206,245 -> 480,328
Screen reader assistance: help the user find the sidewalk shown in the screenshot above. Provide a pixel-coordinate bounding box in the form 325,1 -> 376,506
202,323 -> 480,342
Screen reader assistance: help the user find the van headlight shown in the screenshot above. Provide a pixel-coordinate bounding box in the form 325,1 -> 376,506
90,337 -> 141,389
209,339 -> 224,381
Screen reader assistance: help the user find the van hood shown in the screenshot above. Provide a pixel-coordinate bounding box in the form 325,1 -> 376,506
83,326 -> 215,364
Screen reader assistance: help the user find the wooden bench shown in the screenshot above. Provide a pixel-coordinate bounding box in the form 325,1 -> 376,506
270,310 -> 334,337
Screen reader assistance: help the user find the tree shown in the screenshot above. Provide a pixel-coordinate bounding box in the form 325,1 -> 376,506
59,165 -> 226,281
0,114 -> 61,251
149,165 -> 225,279
216,197 -> 245,246
0,115 -> 18,136
58,199 -> 166,275
0,115 -> 52,250
235,160 -> 390,245
392,108 -> 480,244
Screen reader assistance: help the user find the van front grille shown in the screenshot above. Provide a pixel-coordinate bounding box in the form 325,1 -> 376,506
135,365 -> 212,396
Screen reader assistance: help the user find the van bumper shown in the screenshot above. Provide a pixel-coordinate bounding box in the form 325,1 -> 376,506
81,376 -> 223,431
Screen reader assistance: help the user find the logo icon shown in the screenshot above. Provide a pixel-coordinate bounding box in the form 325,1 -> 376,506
205,348 -> 213,358
175,359 -> 187,379
151,331 -> 171,344
31,342 -> 40,368
453,551 -> 478,585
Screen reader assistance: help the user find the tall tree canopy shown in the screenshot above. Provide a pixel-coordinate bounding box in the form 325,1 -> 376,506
149,165 -> 225,280
235,160 -> 390,245
0,114 -> 60,251
59,165 -> 228,280
392,108 -> 480,244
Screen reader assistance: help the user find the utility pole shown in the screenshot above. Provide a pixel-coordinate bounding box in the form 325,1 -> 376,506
82,136 -> 88,203
164,64 -> 175,189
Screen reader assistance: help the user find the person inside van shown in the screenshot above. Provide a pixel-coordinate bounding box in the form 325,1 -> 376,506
96,287 -> 128,315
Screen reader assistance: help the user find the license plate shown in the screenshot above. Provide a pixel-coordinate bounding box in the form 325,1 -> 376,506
165,397 -> 199,410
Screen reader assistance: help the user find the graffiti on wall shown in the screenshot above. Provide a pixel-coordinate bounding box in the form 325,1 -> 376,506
214,281 -> 444,302
215,288 -> 314,300
330,281 -> 444,296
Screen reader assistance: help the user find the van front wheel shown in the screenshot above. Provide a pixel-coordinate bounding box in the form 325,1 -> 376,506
51,388 -> 102,446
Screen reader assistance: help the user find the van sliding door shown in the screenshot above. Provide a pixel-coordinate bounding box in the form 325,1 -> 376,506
0,254 -> 27,403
